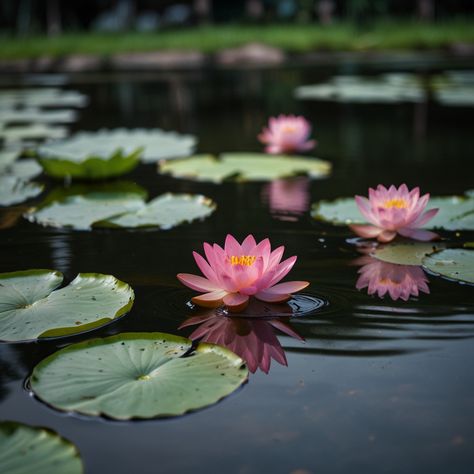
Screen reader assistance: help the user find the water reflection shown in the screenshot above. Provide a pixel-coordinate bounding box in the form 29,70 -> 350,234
354,255 -> 430,301
179,303 -> 304,373
261,177 -> 310,221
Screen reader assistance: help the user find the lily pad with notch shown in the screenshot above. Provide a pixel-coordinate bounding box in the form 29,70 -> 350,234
29,332 -> 248,420
0,421 -> 83,474
95,193 -> 216,229
159,153 -> 331,183
422,249 -> 474,284
0,269 -> 134,343
371,242 -> 445,266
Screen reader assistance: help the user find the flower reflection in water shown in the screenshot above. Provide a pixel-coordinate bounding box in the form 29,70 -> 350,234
179,300 -> 304,374
261,177 -> 310,222
354,256 -> 430,301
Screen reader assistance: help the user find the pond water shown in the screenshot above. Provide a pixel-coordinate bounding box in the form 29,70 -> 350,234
1,61 -> 474,473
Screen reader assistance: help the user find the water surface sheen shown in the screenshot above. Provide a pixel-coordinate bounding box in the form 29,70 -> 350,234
0,64 -> 473,474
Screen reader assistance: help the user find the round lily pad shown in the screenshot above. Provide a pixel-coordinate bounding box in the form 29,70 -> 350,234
0,124 -> 68,144
372,242 -> 444,266
422,249 -> 474,284
0,108 -> 78,125
159,153 -> 331,183
0,88 -> 88,108
96,193 -> 216,229
26,190 -> 145,230
312,193 -> 474,231
0,269 -> 134,342
30,332 -> 248,420
0,422 -> 83,474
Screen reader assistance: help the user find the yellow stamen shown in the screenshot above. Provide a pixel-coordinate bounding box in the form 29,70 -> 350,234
383,198 -> 408,209
229,255 -> 257,266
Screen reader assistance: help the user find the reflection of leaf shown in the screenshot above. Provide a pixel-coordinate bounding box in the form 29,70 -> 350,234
38,128 -> 196,165
160,153 -> 331,183
0,269 -> 134,342
312,193 -> 474,231
30,332 -> 248,419
422,249 -> 474,284
0,422 -> 83,474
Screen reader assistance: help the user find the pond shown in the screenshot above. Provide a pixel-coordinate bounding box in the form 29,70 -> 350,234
0,61 -> 474,473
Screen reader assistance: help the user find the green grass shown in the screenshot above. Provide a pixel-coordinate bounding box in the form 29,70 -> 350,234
1,20 -> 473,60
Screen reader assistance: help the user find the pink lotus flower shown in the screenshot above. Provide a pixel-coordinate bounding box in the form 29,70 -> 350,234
355,256 -> 430,301
258,115 -> 316,154
179,310 -> 304,373
350,184 -> 439,242
177,234 -> 309,312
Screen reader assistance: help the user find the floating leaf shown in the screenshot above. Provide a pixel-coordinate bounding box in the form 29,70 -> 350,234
0,269 -> 134,342
0,176 -> 43,207
0,88 -> 88,108
4,159 -> 43,180
160,153 -> 331,183
0,422 -> 83,474
312,194 -> 474,231
38,128 -> 196,168
38,148 -> 141,180
422,249 -> 474,284
0,149 -> 20,171
26,191 -> 145,230
0,123 -> 68,143
0,108 -> 78,125
372,242 -> 444,266
30,332 -> 248,419
96,193 -> 216,229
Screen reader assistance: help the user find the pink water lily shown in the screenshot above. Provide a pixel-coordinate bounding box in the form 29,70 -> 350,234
355,256 -> 430,301
177,234 -> 309,312
258,114 -> 316,154
350,184 -> 439,243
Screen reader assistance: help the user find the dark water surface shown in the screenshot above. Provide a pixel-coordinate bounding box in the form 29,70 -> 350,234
1,62 -> 474,474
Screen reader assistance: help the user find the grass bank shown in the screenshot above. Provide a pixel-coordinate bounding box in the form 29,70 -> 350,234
1,20 -> 474,59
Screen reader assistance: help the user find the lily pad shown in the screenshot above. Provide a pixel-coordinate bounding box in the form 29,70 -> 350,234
26,191 -> 145,230
0,149 -> 21,171
3,159 -> 43,180
422,249 -> 474,284
38,128 -> 196,168
159,153 -> 331,183
97,193 -> 216,229
37,148 -> 141,180
0,422 -> 83,474
0,108 -> 78,125
312,193 -> 474,231
372,242 -> 444,266
0,176 -> 43,207
0,124 -> 68,143
0,269 -> 134,342
30,332 -> 248,419
0,88 -> 88,108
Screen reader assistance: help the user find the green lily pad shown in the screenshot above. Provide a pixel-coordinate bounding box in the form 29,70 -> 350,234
0,108 -> 78,125
4,159 -> 43,181
30,332 -> 248,419
0,149 -> 21,171
422,249 -> 474,284
372,242 -> 444,266
38,128 -> 196,168
0,88 -> 88,108
37,148 -> 141,180
0,176 -> 43,207
26,191 -> 145,230
0,269 -> 134,342
160,153 -> 331,183
0,422 -> 83,474
96,193 -> 216,229
312,193 -> 474,231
